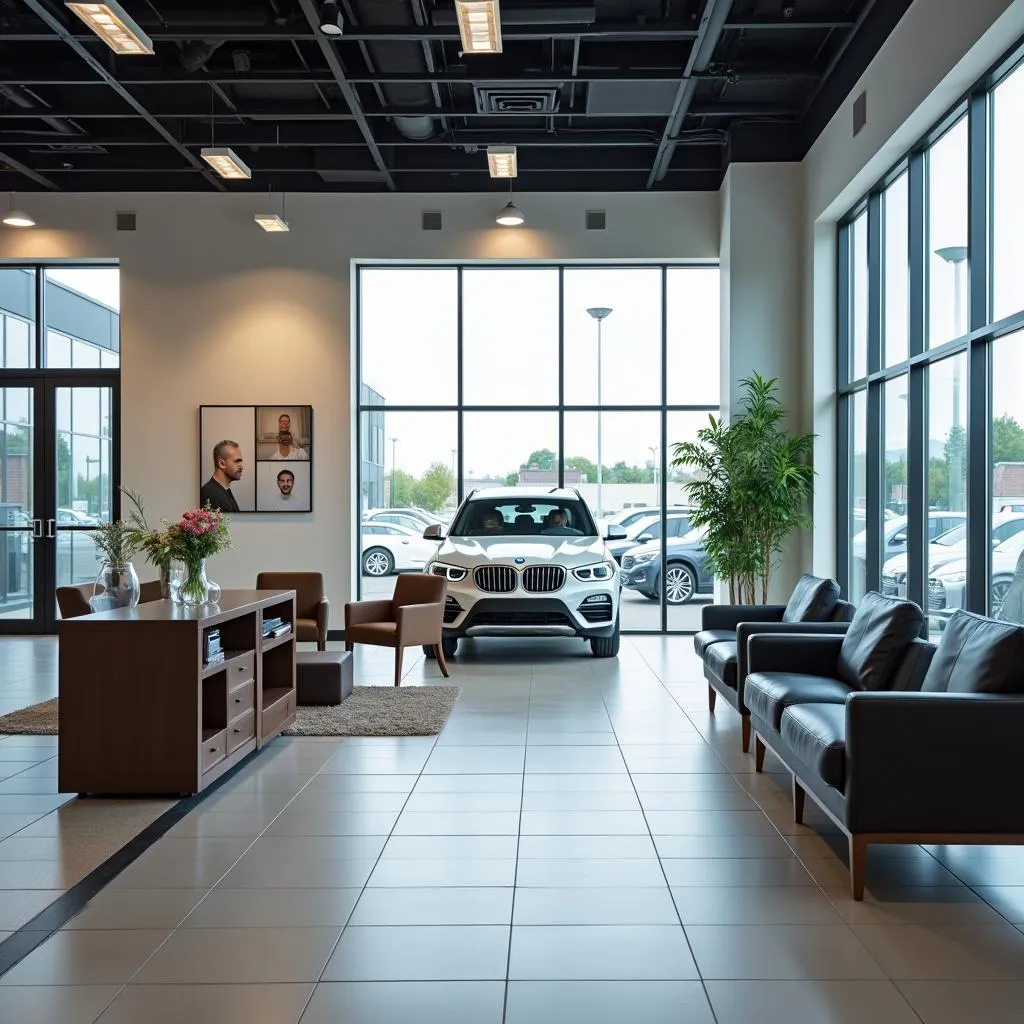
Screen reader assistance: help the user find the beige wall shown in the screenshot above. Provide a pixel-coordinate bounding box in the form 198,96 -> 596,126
0,191 -> 718,623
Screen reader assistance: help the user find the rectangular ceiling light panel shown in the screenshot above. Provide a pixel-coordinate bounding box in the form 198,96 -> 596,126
254,214 -> 290,232
65,2 -> 154,55
200,147 -> 251,180
487,145 -> 517,178
455,0 -> 503,54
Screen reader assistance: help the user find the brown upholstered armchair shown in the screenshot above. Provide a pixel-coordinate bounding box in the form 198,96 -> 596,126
56,579 -> 164,619
345,574 -> 449,686
256,571 -> 329,650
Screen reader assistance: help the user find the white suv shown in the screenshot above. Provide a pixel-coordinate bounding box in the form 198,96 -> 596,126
423,487 -> 625,658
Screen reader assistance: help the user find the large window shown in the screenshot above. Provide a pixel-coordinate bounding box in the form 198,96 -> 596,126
356,263 -> 721,633
838,44 -> 1024,635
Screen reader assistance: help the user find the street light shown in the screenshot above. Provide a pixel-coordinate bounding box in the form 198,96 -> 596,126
648,445 -> 658,493
85,455 -> 100,516
586,306 -> 613,518
389,436 -> 399,507
935,245 -> 967,512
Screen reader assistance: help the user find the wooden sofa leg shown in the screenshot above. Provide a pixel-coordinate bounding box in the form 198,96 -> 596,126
754,735 -> 765,772
708,685 -> 717,713
849,835 -> 868,901
394,647 -> 404,687
345,640 -> 353,653
792,777 -> 806,824
741,716 -> 751,754
435,644 -> 450,678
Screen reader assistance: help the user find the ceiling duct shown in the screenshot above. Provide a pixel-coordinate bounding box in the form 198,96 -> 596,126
0,85 -> 77,137
178,40 -> 225,73
350,0 -> 438,141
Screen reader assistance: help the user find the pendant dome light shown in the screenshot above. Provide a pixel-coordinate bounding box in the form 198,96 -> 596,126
3,193 -> 35,228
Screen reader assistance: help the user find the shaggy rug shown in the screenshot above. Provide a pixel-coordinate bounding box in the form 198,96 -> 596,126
0,698 -> 58,735
283,685 -> 461,737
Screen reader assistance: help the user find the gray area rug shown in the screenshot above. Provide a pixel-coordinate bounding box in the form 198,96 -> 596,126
0,697 -> 58,735
284,685 -> 461,737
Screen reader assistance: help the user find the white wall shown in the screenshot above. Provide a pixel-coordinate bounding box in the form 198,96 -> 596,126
801,0 -> 1024,579
0,191 -> 718,623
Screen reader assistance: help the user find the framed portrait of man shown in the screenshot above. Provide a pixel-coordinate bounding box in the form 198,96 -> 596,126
199,405 -> 313,514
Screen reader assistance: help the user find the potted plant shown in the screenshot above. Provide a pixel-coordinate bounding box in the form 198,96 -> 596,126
89,515 -> 144,610
672,373 -> 814,604
166,504 -> 232,607
122,487 -> 178,598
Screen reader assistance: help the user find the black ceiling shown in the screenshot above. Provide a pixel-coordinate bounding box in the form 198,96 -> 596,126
0,0 -> 912,193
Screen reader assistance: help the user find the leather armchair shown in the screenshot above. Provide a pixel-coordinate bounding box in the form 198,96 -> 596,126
57,579 -> 163,619
345,574 -> 449,687
256,572 -> 329,650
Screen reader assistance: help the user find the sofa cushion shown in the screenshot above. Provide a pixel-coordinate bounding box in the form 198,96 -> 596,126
836,592 -> 925,691
694,629 -> 735,658
745,672 -> 854,730
922,610 -> 1024,694
780,703 -> 847,791
783,575 -> 841,623
704,641 -> 738,689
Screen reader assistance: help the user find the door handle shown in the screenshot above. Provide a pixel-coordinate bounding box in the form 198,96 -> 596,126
46,519 -> 56,539
31,518 -> 43,540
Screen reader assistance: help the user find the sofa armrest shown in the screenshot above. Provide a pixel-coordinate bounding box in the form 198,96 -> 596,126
315,597 -> 330,638
396,601 -> 444,646
746,633 -> 845,679
345,599 -> 394,628
702,604 -> 786,632
846,691 -> 1024,833
737,621 -> 851,686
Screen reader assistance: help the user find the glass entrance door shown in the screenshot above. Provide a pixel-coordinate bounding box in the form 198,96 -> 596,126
0,378 -> 117,633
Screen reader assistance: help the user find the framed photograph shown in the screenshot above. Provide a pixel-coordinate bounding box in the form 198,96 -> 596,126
199,405 -> 313,514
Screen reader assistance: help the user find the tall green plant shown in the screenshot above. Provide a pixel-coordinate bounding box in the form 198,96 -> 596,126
671,373 -> 814,604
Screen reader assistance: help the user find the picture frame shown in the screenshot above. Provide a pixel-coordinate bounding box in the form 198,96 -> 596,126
198,405 -> 313,513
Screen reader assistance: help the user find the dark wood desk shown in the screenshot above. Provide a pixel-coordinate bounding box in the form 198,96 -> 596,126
58,589 -> 297,795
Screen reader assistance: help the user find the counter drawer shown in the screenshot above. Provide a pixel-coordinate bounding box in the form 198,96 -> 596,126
226,710 -> 256,754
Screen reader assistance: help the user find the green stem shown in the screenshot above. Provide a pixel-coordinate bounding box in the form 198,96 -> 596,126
180,559 -> 206,603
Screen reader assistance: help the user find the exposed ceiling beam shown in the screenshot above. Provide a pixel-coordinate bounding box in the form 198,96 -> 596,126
0,148 -> 60,189
18,0 -> 225,192
646,0 -> 734,188
295,0 -> 394,191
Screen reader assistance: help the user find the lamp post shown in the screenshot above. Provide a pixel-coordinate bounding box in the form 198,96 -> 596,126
389,436 -> 399,507
648,445 -> 658,495
84,455 -> 100,517
935,246 -> 968,512
586,306 -> 613,518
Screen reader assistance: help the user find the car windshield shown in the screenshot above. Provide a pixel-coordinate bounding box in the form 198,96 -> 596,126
934,524 -> 967,546
450,499 -> 596,537
678,526 -> 706,545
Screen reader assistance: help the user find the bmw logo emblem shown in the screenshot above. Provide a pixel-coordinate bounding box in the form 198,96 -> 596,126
514,557 -> 525,564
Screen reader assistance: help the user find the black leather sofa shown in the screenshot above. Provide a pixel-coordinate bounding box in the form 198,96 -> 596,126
744,593 -> 1024,898
694,574 -> 854,751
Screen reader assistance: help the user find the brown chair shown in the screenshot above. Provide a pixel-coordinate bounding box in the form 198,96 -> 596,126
256,571 -> 329,651
345,574 -> 449,686
57,579 -> 166,619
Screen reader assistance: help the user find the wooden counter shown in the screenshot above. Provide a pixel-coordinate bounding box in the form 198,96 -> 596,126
58,589 -> 297,795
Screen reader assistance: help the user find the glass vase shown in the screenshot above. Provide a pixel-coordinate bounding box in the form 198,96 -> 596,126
160,561 -> 184,601
177,557 -> 212,607
91,562 -> 140,612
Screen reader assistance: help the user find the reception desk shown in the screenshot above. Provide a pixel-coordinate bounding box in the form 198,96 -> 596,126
58,589 -> 297,796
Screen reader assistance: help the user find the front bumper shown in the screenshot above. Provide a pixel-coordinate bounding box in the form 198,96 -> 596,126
442,594 -> 619,640
620,560 -> 657,590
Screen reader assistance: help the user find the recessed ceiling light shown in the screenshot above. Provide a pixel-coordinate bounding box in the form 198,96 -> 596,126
254,213 -> 289,232
64,2 -> 154,55
318,0 -> 344,36
200,147 -> 251,180
455,0 -> 502,54
487,145 -> 517,178
495,201 -> 524,226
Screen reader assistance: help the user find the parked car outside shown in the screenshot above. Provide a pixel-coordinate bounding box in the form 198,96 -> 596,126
363,507 -> 441,527
928,529 -> 1024,624
605,509 -> 693,563
619,526 -> 715,605
361,522 -> 441,576
882,513 -> 1024,597
364,510 -> 441,534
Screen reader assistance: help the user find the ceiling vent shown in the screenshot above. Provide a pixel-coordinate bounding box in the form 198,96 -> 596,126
422,210 -> 443,231
474,84 -> 561,114
853,91 -> 867,137
585,210 -> 606,231
116,212 -> 137,232
29,143 -> 109,155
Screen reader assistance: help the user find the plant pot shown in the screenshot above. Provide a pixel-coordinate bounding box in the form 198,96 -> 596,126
91,562 -> 140,611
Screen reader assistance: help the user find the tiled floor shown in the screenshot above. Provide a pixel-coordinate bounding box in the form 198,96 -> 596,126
1,635 -> 1024,1022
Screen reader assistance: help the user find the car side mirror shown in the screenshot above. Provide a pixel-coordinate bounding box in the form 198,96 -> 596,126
606,525 -> 627,540
892,532 -> 907,545
422,524 -> 444,540
636,533 -> 653,544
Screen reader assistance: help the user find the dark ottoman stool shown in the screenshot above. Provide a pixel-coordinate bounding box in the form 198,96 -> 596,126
296,650 -> 353,706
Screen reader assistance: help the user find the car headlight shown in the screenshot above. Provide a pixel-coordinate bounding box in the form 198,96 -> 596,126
935,570 -> 966,584
573,561 -> 615,581
631,551 -> 657,564
430,563 -> 468,582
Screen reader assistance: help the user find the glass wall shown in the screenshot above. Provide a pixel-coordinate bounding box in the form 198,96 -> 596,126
357,263 -> 721,633
837,43 -> 1024,636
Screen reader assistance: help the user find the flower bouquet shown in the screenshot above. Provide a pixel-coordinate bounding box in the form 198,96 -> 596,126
168,505 -> 232,606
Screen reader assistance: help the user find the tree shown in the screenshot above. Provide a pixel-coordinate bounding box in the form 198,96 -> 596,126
389,468 -> 416,507
524,448 -> 556,471
412,462 -> 455,512
993,414 -> 1024,464
504,471 -> 519,486
564,456 -> 596,482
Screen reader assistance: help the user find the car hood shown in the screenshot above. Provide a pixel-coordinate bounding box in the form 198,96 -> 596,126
884,544 -> 966,576
435,535 -> 609,567
625,536 -> 703,558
